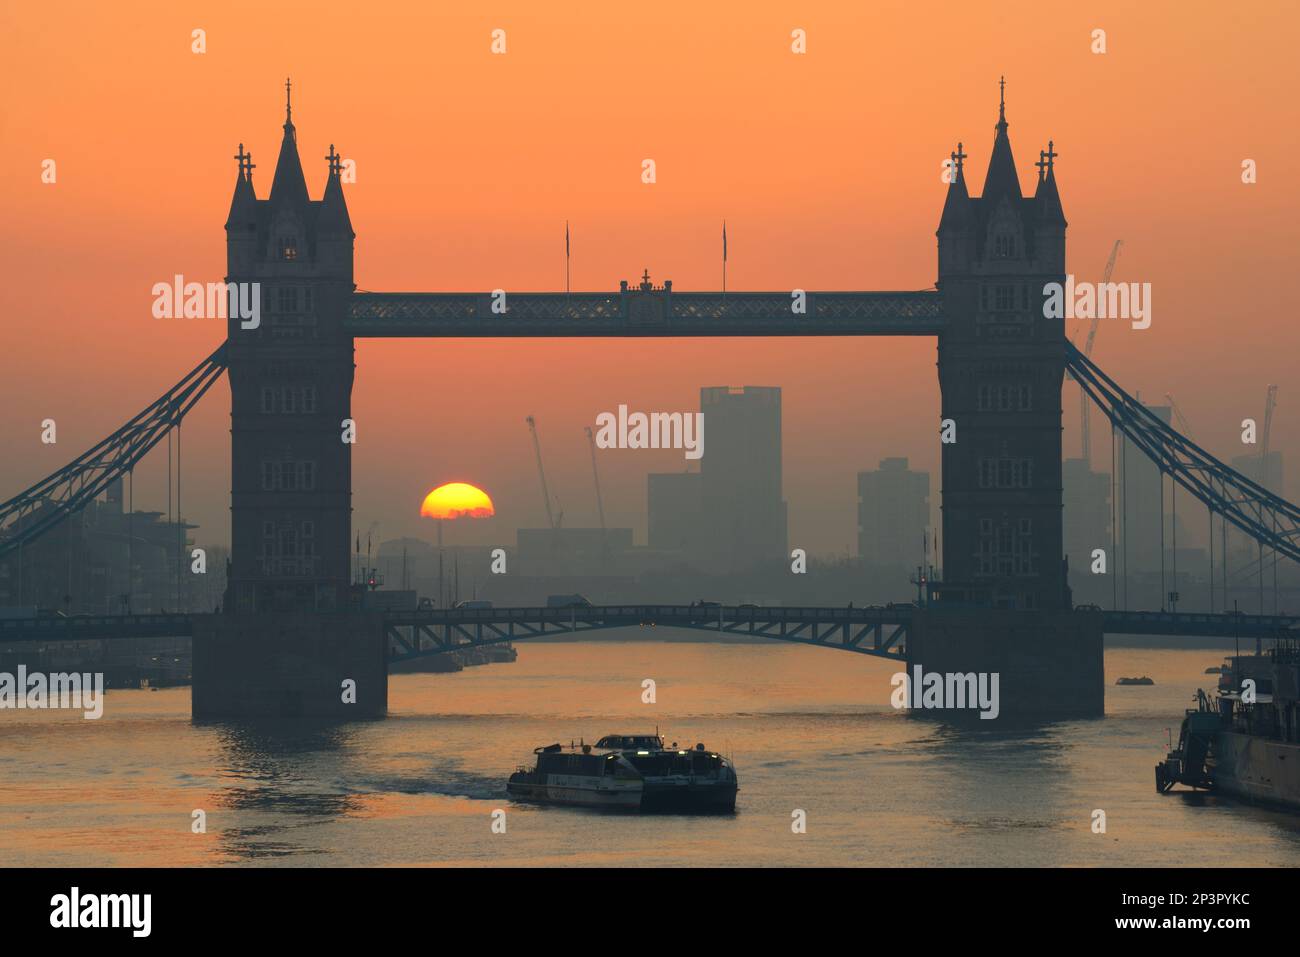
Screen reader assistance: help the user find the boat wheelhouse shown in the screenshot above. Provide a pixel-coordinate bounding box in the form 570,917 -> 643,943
507,743 -> 642,809
595,733 -> 739,813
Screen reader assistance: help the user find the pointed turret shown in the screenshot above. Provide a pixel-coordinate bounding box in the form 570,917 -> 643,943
981,76 -> 1021,202
1032,140 -> 1066,273
1033,141 -> 1067,227
225,144 -> 260,276
224,144 -> 258,230
268,77 -> 310,211
318,144 -> 353,236
938,142 -> 973,234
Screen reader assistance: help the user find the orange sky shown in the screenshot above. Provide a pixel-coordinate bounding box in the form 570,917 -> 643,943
1,1 -> 1297,554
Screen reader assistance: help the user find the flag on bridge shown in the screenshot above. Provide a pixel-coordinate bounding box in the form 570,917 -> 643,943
722,220 -> 728,294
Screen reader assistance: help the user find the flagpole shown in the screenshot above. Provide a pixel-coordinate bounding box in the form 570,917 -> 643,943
565,220 -> 570,296
722,219 -> 727,296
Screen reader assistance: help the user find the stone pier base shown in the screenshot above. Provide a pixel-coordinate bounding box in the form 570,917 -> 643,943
906,608 -> 1104,719
192,612 -> 387,719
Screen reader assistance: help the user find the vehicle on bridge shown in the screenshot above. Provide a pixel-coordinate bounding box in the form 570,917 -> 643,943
546,594 -> 592,608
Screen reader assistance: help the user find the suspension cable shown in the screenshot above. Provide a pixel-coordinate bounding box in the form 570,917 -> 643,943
1160,472 -> 1166,610
1171,477 -> 1177,610
1111,421 -> 1118,611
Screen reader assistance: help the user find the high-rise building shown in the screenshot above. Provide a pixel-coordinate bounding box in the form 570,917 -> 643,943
516,528 -> 634,577
1228,450 -> 1285,565
858,458 -> 930,569
698,386 -> 787,572
1062,457 -> 1111,597
1230,451 -> 1284,496
647,472 -> 702,554
0,478 -> 202,614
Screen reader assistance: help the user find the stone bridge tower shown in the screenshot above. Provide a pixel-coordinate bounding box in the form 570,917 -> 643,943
197,86 -> 382,719
222,83 -> 356,615
934,81 -> 1069,611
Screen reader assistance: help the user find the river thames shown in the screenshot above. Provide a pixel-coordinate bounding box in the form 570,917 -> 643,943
3,641 -> 1298,867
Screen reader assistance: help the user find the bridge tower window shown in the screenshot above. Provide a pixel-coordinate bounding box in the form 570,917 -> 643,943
978,381 -> 1033,412
259,460 -> 318,491
978,458 -> 1034,489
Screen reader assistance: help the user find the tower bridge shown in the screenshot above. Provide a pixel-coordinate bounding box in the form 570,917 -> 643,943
2,83 -> 1297,719
225,79 -> 1072,622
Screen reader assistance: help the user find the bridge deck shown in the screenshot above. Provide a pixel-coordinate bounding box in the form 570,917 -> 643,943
1100,609 -> 1300,639
2,606 -> 1294,649
346,290 -> 946,337
383,604 -> 913,661
0,613 -> 196,642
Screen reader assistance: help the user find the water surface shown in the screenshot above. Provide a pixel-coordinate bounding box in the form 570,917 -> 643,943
2,641 -> 1297,867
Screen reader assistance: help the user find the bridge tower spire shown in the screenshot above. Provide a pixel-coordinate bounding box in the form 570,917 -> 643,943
934,78 -> 1068,612
222,88 -> 357,619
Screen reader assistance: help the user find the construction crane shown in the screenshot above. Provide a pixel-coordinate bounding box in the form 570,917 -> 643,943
1260,385 -> 1278,475
1079,239 -> 1123,465
525,416 -> 562,530
1164,392 -> 1194,438
584,426 -> 607,533
585,426 -> 608,556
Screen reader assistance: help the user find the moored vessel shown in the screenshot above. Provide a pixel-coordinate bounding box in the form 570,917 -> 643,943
1156,641 -> 1300,812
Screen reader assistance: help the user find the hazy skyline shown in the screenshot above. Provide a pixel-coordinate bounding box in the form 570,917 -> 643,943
2,2 -> 1296,556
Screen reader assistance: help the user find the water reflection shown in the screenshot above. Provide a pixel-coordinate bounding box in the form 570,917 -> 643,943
204,719 -> 366,862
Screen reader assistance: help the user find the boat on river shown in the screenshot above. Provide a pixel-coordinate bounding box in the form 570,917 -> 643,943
508,733 -> 738,813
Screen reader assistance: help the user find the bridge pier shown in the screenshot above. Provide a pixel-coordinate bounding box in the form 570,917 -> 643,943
907,608 -> 1103,718
192,612 -> 387,719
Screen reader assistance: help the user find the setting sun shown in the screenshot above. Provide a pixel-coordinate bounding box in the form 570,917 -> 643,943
419,482 -> 495,520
